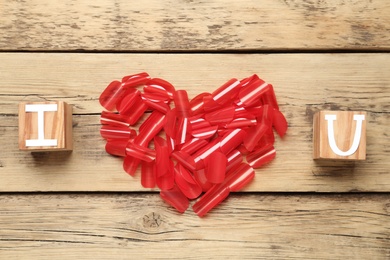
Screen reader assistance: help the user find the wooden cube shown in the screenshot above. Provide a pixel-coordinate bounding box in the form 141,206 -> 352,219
19,101 -> 73,151
313,111 -> 366,160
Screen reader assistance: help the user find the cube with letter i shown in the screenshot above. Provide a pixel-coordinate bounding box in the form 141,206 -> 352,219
19,101 -> 73,151
313,111 -> 366,160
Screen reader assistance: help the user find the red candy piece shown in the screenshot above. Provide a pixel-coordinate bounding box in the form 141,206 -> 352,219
141,161 -> 156,188
100,111 -> 130,127
191,125 -> 218,139
100,72 -> 150,111
99,73 -> 288,217
155,136 -> 175,191
105,139 -> 128,157
238,78 -> 271,107
160,185 -> 189,213
123,156 -> 141,177
174,163 -> 202,199
100,125 -> 136,140
136,111 -> 166,146
179,138 -> 208,155
121,72 -> 150,88
247,144 -> 276,169
171,151 -> 196,171
226,149 -> 243,172
99,80 -> 125,111
193,163 -> 255,217
174,90 -> 191,118
220,129 -> 246,154
145,78 -> 175,99
193,168 -> 213,192
272,108 -> 288,137
211,78 -> 241,106
206,151 -> 227,184
126,142 -> 156,162
243,122 -> 268,152
205,105 -> 235,125
189,92 -> 210,115
192,185 -> 230,217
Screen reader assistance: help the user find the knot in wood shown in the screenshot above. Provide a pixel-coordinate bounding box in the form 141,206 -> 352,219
143,212 -> 162,229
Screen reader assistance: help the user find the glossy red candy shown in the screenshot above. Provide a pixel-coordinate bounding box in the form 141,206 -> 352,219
237,78 -> 270,107
99,72 -> 150,111
121,72 -> 150,88
192,163 -> 254,217
171,151 -> 196,171
123,156 -> 141,176
191,125 -> 218,139
136,111 -> 166,147
202,95 -> 219,112
193,168 -> 213,192
164,108 -> 177,139
100,125 -> 136,140
246,144 -> 276,169
99,80 -> 125,111
176,117 -> 191,145
100,111 -> 130,127
155,136 -> 174,190
262,84 -> 279,110
160,185 -> 189,213
179,138 -> 208,155
190,117 -> 211,131
225,118 -> 257,129
145,78 -> 175,99
272,108 -> 288,137
156,167 -> 175,191
224,163 -> 255,192
141,161 -> 156,188
226,149 -> 243,172
116,88 -> 140,114
205,106 -> 235,125
243,122 -> 268,152
100,73 -> 288,217
143,99 -> 170,114
174,90 -> 191,118
192,185 -> 230,217
126,142 -> 156,162
206,151 -> 227,184
240,74 -> 260,88
211,79 -> 241,105
219,129 -> 246,154
120,92 -> 148,125
174,163 -> 202,199
192,138 -> 221,170
105,139 -> 128,157
189,92 -> 210,115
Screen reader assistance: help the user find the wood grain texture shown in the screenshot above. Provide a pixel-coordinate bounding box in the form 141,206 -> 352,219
0,194 -> 389,259
1,0 -> 389,51
0,53 -> 389,192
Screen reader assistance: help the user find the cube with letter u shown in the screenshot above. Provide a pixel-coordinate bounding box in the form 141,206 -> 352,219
313,111 -> 366,160
19,101 -> 73,151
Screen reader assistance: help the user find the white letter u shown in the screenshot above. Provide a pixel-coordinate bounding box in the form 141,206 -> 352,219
325,114 -> 365,156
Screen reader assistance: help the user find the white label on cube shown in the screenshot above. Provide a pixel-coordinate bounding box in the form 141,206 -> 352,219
325,114 -> 365,156
25,104 -> 58,147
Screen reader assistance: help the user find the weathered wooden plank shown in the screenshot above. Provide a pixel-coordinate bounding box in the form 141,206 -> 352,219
1,53 -> 389,115
0,0 -> 389,51
0,53 -> 389,192
0,194 -> 389,259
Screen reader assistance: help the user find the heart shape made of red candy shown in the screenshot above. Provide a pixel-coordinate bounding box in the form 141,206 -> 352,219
99,72 -> 287,217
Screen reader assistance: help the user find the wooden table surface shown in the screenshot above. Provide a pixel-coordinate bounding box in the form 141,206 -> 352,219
1,1 -> 389,259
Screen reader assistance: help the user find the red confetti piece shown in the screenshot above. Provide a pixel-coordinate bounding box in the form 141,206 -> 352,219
99,73 -> 288,217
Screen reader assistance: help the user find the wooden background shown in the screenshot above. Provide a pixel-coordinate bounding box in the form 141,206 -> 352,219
1,0 -> 389,259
